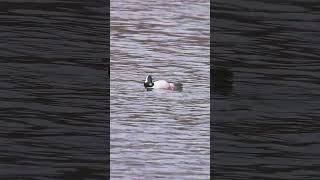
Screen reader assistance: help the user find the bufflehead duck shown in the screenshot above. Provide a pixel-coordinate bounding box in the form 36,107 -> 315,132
144,75 -> 182,91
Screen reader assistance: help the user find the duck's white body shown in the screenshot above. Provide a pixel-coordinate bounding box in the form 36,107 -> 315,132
153,80 -> 170,89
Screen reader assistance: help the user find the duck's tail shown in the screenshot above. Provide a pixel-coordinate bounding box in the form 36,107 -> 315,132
174,82 -> 183,91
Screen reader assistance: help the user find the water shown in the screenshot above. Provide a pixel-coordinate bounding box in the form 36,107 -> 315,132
213,0 -> 320,179
0,1 -> 108,179
110,0 -> 210,179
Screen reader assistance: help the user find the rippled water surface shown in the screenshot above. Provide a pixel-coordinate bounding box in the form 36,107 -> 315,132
111,0 -> 210,179
0,1 -> 108,179
213,0 -> 320,179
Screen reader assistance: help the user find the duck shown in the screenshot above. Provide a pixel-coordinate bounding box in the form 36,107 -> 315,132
144,75 -> 182,91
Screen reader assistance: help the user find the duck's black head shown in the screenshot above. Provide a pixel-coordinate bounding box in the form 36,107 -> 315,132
144,75 -> 154,88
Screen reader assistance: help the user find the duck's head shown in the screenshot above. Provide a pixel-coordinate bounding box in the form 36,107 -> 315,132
144,75 -> 154,88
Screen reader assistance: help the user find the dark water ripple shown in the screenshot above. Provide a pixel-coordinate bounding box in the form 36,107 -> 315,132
213,0 -> 320,179
0,0 -> 108,179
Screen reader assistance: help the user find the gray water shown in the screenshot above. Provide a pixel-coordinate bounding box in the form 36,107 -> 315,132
213,0 -> 320,179
110,0 -> 210,179
0,1 -> 108,179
